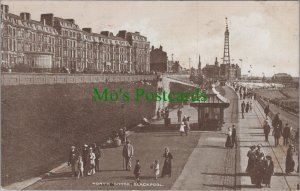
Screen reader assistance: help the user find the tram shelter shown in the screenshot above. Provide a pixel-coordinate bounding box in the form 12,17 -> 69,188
190,85 -> 230,130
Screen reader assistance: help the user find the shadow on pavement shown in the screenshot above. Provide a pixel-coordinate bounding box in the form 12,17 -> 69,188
201,172 -> 248,177
40,172 -> 73,182
202,184 -> 234,189
200,145 -> 227,149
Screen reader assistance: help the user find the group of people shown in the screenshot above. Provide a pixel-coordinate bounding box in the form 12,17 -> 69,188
234,84 -> 256,100
68,137 -> 174,183
105,127 -> 128,147
122,140 -> 174,183
262,112 -> 296,148
225,125 -> 237,148
156,107 -> 169,120
246,144 -> 274,188
68,143 -> 102,179
241,101 -> 253,118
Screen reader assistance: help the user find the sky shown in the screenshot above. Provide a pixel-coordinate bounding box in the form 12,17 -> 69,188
3,1 -> 299,77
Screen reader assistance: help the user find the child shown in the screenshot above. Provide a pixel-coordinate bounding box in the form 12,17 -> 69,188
134,160 -> 141,183
179,122 -> 185,136
77,156 -> 84,179
151,160 -> 160,179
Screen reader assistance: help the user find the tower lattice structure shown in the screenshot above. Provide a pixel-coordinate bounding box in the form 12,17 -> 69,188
223,17 -> 230,65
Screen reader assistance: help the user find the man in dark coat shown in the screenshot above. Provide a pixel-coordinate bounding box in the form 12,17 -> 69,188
263,155 -> 274,188
245,102 -> 250,113
264,105 -> 270,119
286,144 -> 295,174
282,123 -> 291,146
272,112 -> 280,129
82,144 -> 89,175
177,108 -> 182,122
263,120 -> 271,142
92,143 -> 102,172
241,101 -> 245,119
273,125 -> 281,147
254,153 -> 266,188
231,125 -> 237,148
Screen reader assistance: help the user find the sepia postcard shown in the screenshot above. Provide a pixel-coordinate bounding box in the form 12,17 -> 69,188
1,1 -> 299,190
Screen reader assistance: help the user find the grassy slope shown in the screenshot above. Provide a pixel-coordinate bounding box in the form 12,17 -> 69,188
1,82 -> 156,186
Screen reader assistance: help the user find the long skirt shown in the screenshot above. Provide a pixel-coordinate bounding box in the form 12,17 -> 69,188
262,173 -> 272,185
162,161 -> 172,177
225,135 -> 232,148
286,158 -> 295,173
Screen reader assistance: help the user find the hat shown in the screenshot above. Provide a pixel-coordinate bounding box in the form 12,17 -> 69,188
266,155 -> 272,160
136,160 -> 140,162
250,146 -> 256,149
257,144 -> 262,147
89,147 -> 93,150
84,144 -> 88,147
71,146 -> 75,149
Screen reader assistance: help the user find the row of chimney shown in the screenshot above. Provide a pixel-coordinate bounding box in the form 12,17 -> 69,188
1,4 -> 143,39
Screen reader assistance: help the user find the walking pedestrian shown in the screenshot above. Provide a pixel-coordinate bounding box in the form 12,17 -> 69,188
177,108 -> 182,122
241,101 -> 245,119
272,112 -> 280,128
273,125 -> 281,147
157,108 -> 161,120
245,102 -> 249,113
249,102 -> 252,112
88,147 -> 96,175
254,153 -> 266,188
77,156 -> 84,179
263,155 -> 274,188
286,144 -> 295,174
231,125 -> 237,148
82,144 -> 89,175
122,140 -> 134,171
225,127 -> 233,148
93,143 -> 102,172
151,160 -> 160,179
179,122 -> 185,136
134,160 -> 141,183
161,147 -> 173,178
68,146 -> 77,177
263,119 -> 270,142
246,146 -> 256,173
264,105 -> 269,119
283,123 -> 291,146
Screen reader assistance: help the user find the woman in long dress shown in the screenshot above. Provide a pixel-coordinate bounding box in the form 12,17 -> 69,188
225,127 -> 233,148
263,155 -> 274,188
286,144 -> 295,174
161,147 -> 173,177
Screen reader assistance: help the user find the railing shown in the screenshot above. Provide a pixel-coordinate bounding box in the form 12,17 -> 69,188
1,73 -> 157,86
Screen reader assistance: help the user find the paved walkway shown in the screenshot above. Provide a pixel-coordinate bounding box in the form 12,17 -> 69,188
233,86 -> 299,190
171,86 -> 239,190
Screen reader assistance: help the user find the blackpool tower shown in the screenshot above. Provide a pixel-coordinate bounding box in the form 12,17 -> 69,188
223,17 -> 230,65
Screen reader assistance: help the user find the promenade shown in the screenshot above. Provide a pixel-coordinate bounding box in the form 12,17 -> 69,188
233,86 -> 299,190
5,85 -> 299,190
